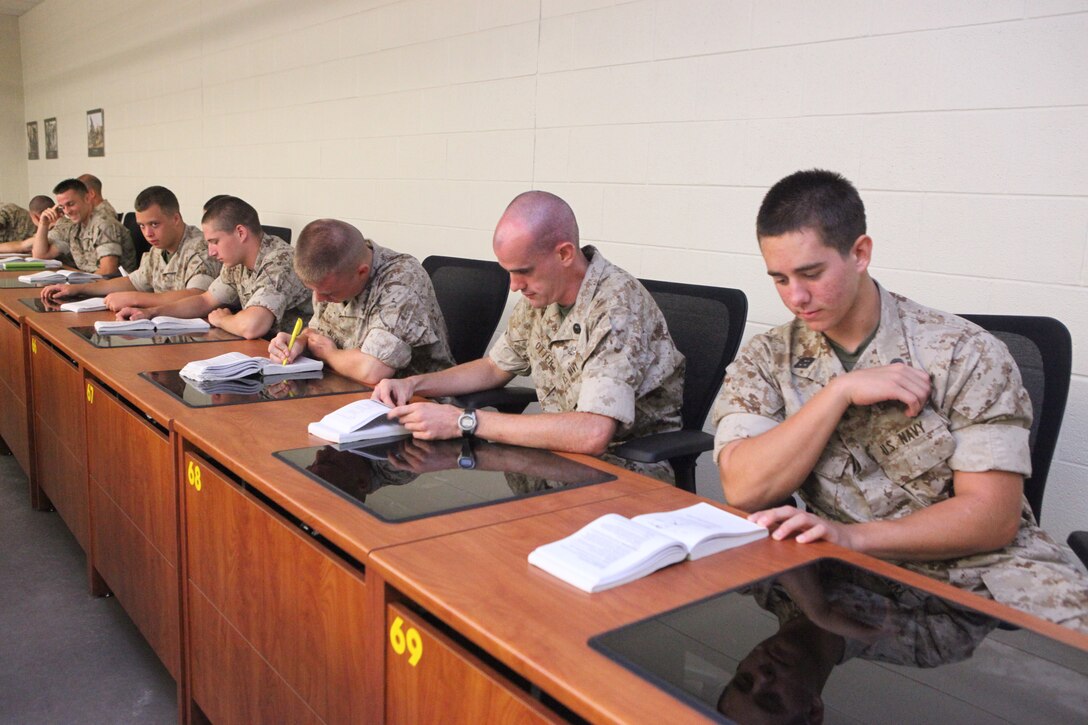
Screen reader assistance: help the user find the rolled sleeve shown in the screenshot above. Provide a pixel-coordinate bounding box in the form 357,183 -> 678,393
950,423 -> 1031,476
206,276 -> 238,307
127,255 -> 153,292
576,375 -> 636,427
713,413 -> 780,463
488,329 -> 531,376
244,286 -> 288,321
185,273 -> 215,291
361,328 -> 412,370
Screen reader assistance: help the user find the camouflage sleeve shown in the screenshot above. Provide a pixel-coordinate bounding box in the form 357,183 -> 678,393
242,254 -> 307,323
0,206 -> 15,241
206,269 -> 240,307
359,266 -> 444,369
488,299 -> 532,376
180,245 -> 216,291
127,252 -> 153,292
710,335 -> 785,463
91,216 -> 123,262
943,331 -> 1032,475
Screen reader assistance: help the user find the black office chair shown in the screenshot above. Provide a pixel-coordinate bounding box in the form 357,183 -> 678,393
121,211 -> 151,259
611,280 -> 748,493
422,255 -> 510,366
262,225 -> 292,243
959,315 -> 1071,524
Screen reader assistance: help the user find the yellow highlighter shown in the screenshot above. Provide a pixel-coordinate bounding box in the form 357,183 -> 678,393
283,317 -> 304,365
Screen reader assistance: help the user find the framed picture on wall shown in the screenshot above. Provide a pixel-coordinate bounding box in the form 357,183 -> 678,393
87,108 -> 104,157
27,121 -> 39,160
45,118 -> 58,159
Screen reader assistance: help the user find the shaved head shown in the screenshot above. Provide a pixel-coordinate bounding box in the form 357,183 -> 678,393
497,190 -> 579,255
294,218 -> 372,283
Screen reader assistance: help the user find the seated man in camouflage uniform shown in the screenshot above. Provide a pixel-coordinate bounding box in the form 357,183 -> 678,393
373,190 -> 685,481
712,169 -> 1088,631
31,178 -> 137,275
268,218 -> 453,386
77,173 -> 119,220
41,186 -> 220,310
116,196 -> 310,340
0,198 -> 44,249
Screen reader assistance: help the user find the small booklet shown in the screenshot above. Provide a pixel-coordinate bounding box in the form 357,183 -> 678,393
179,351 -> 324,381
308,398 -> 409,444
18,268 -> 99,283
94,316 -> 210,334
59,297 -> 108,313
2,258 -> 63,270
527,502 -> 768,593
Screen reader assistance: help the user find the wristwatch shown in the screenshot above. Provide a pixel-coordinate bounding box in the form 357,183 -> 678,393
457,408 -> 478,438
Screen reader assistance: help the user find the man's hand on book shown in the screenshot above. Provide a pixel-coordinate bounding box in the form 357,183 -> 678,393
40,283 -> 74,302
268,331 -> 304,364
748,506 -> 856,549
116,305 -> 151,321
386,402 -> 460,440
105,291 -> 140,311
372,376 -> 418,407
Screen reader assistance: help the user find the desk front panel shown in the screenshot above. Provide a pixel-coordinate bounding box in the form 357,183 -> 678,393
86,377 -> 180,679
29,332 -> 88,550
0,306 -> 30,472
183,449 -> 371,725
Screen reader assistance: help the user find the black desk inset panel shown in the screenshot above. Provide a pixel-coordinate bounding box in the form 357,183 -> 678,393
140,369 -> 369,407
590,558 -> 1088,724
21,297 -> 64,313
0,278 -> 38,288
70,325 -> 241,348
275,438 -> 617,523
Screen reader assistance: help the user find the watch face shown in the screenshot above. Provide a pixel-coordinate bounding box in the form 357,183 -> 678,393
458,411 -> 476,434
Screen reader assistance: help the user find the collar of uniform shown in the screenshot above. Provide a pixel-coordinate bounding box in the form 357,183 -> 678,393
542,245 -> 606,342
249,232 -> 278,271
789,318 -> 843,383
854,281 -> 913,370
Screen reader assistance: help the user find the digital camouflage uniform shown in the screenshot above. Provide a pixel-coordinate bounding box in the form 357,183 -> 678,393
712,283 -> 1088,631
127,224 -> 220,293
0,203 -> 35,242
308,241 -> 453,378
207,233 -> 312,335
49,204 -> 137,273
489,245 -> 685,481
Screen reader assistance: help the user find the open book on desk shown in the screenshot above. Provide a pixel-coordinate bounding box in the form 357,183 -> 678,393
18,269 -> 100,283
528,502 -> 768,593
308,398 -> 409,444
180,351 -> 324,382
59,297 -> 108,313
94,316 -> 210,334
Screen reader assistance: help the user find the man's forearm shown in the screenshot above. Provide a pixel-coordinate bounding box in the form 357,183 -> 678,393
414,358 -> 515,398
31,226 -> 57,259
322,348 -> 396,387
69,277 -> 133,297
474,409 -> 616,456
719,381 -> 851,511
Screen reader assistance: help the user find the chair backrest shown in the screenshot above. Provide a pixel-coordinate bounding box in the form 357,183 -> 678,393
422,255 -> 511,365
121,211 -> 151,259
958,314 -> 1072,523
262,225 -> 292,243
639,279 -> 748,431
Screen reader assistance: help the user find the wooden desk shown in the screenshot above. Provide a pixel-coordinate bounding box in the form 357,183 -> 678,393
0,287 -> 37,480
172,401 -> 669,724
370,486 -> 1088,724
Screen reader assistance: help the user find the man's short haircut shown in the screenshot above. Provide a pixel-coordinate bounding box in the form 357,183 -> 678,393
294,219 -> 371,283
78,173 -> 103,196
134,186 -> 180,216
202,194 -> 229,212
503,190 -> 579,254
201,196 -> 261,235
53,178 -> 88,197
756,169 -> 866,256
29,195 -> 55,214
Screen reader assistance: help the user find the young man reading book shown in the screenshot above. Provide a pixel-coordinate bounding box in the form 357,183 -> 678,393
115,196 -> 311,340
30,178 -> 137,275
267,218 -> 453,386
40,186 -> 220,310
711,169 -> 1088,632
371,190 -> 685,481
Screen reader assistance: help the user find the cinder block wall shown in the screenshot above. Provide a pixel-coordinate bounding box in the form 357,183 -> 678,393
17,0 -> 1088,539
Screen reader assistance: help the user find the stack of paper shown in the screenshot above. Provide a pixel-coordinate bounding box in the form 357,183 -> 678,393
1,257 -> 63,270
17,269 -> 101,284
180,351 -> 324,381
59,297 -> 108,313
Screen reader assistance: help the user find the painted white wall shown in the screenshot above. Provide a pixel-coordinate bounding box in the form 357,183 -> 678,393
16,0 -> 1088,541
0,14 -> 28,204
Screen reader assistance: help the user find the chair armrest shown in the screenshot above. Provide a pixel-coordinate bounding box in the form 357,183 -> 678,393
453,386 -> 538,415
612,430 -> 713,464
1068,531 -> 1088,569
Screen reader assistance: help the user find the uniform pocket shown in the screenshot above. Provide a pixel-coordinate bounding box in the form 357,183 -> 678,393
869,408 -> 955,487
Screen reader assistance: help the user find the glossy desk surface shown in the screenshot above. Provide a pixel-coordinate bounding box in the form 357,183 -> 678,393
370,486 -> 1088,724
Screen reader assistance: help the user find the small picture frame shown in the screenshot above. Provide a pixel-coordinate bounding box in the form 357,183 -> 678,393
27,121 -> 39,160
45,117 -> 58,159
87,108 -> 104,157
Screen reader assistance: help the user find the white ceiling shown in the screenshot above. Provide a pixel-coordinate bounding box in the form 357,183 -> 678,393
0,0 -> 43,16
